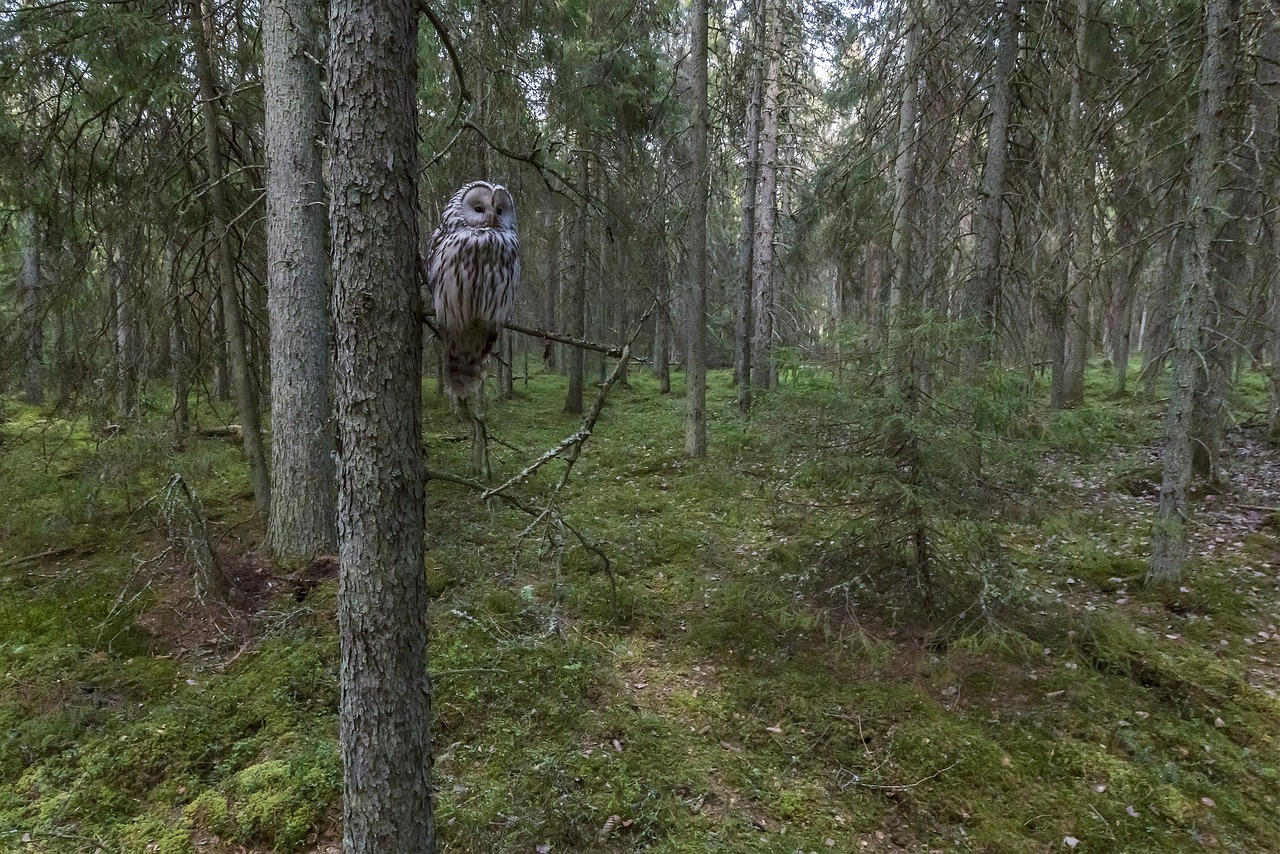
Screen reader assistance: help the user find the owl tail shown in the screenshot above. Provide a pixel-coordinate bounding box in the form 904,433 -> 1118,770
442,326 -> 498,399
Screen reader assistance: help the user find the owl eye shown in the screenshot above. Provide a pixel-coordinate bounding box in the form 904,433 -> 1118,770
495,208 -> 504,216
473,205 -> 484,213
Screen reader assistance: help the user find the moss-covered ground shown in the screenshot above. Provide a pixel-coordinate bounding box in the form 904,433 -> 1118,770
2,366 -> 1278,852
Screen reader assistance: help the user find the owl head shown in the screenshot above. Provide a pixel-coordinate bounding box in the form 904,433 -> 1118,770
446,181 -> 517,232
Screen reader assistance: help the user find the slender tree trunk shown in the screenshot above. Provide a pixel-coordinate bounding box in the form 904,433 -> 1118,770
329,0 -> 434,847
191,0 -> 271,514
168,240 -> 190,441
888,7 -> 921,321
1054,0 -> 1094,409
564,151 -> 588,415
736,0 -> 765,410
22,210 -> 43,406
654,210 -> 672,394
542,203 -> 560,372
111,244 -> 139,420
685,0 -> 709,457
1262,20 -> 1280,445
1149,0 -> 1236,585
211,294 -> 231,400
751,3 -> 780,390
1105,220 -> 1141,396
965,0 -> 1019,357
265,0 -> 337,560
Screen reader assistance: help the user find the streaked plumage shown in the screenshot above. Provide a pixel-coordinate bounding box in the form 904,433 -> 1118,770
426,181 -> 520,399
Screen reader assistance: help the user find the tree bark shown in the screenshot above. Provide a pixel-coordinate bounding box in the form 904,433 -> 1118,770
965,0 -> 1019,358
751,2 -> 780,390
22,210 -> 43,406
654,209 -> 672,394
564,151 -> 589,415
111,243 -> 139,420
167,240 -> 190,441
191,0 -> 271,515
1149,0 -> 1237,585
736,0 -> 765,411
685,0 -> 709,457
1053,0 -> 1094,410
542,202 -> 560,373
329,0 -> 434,847
888,5 -> 921,321
1261,19 -> 1280,445
264,0 -> 337,560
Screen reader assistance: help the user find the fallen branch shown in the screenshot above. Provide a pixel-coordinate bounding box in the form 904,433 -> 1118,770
0,546 -> 75,569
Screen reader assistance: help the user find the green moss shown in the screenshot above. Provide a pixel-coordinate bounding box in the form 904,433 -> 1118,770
3,369 -> 1279,852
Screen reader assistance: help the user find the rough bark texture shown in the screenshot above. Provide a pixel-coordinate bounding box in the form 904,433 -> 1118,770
264,0 -> 337,560
22,210 -> 43,405
542,202 -> 560,372
1053,0 -> 1093,410
750,2 -> 780,391
965,0 -> 1018,355
330,0 -> 433,848
685,0 -> 709,458
888,7 -> 921,319
1149,0 -> 1235,585
654,209 -> 672,394
111,245 -> 138,420
167,240 -> 189,441
564,151 -> 588,415
1263,20 -> 1280,445
191,0 -> 271,515
735,0 -> 765,410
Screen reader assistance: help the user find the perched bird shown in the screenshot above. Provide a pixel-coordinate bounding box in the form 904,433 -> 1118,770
426,180 -> 520,399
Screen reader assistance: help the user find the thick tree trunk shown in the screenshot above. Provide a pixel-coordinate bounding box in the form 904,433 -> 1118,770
264,0 -> 337,560
685,0 -> 709,457
23,210 -> 43,406
564,151 -> 588,415
329,0 -> 434,847
1149,0 -> 1236,586
965,0 -> 1019,357
191,0 -> 271,515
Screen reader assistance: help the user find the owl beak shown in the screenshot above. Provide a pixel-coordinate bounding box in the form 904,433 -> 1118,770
486,212 -> 497,228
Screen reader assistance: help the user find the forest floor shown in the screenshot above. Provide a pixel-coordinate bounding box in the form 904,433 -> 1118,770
1,365 -> 1278,853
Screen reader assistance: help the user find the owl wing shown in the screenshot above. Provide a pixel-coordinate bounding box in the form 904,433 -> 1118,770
424,223 -> 448,301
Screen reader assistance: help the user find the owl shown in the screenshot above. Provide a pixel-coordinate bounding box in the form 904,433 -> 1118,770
426,181 -> 520,400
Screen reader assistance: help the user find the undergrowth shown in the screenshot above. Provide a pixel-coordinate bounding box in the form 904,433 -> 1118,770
1,366 -> 1278,852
